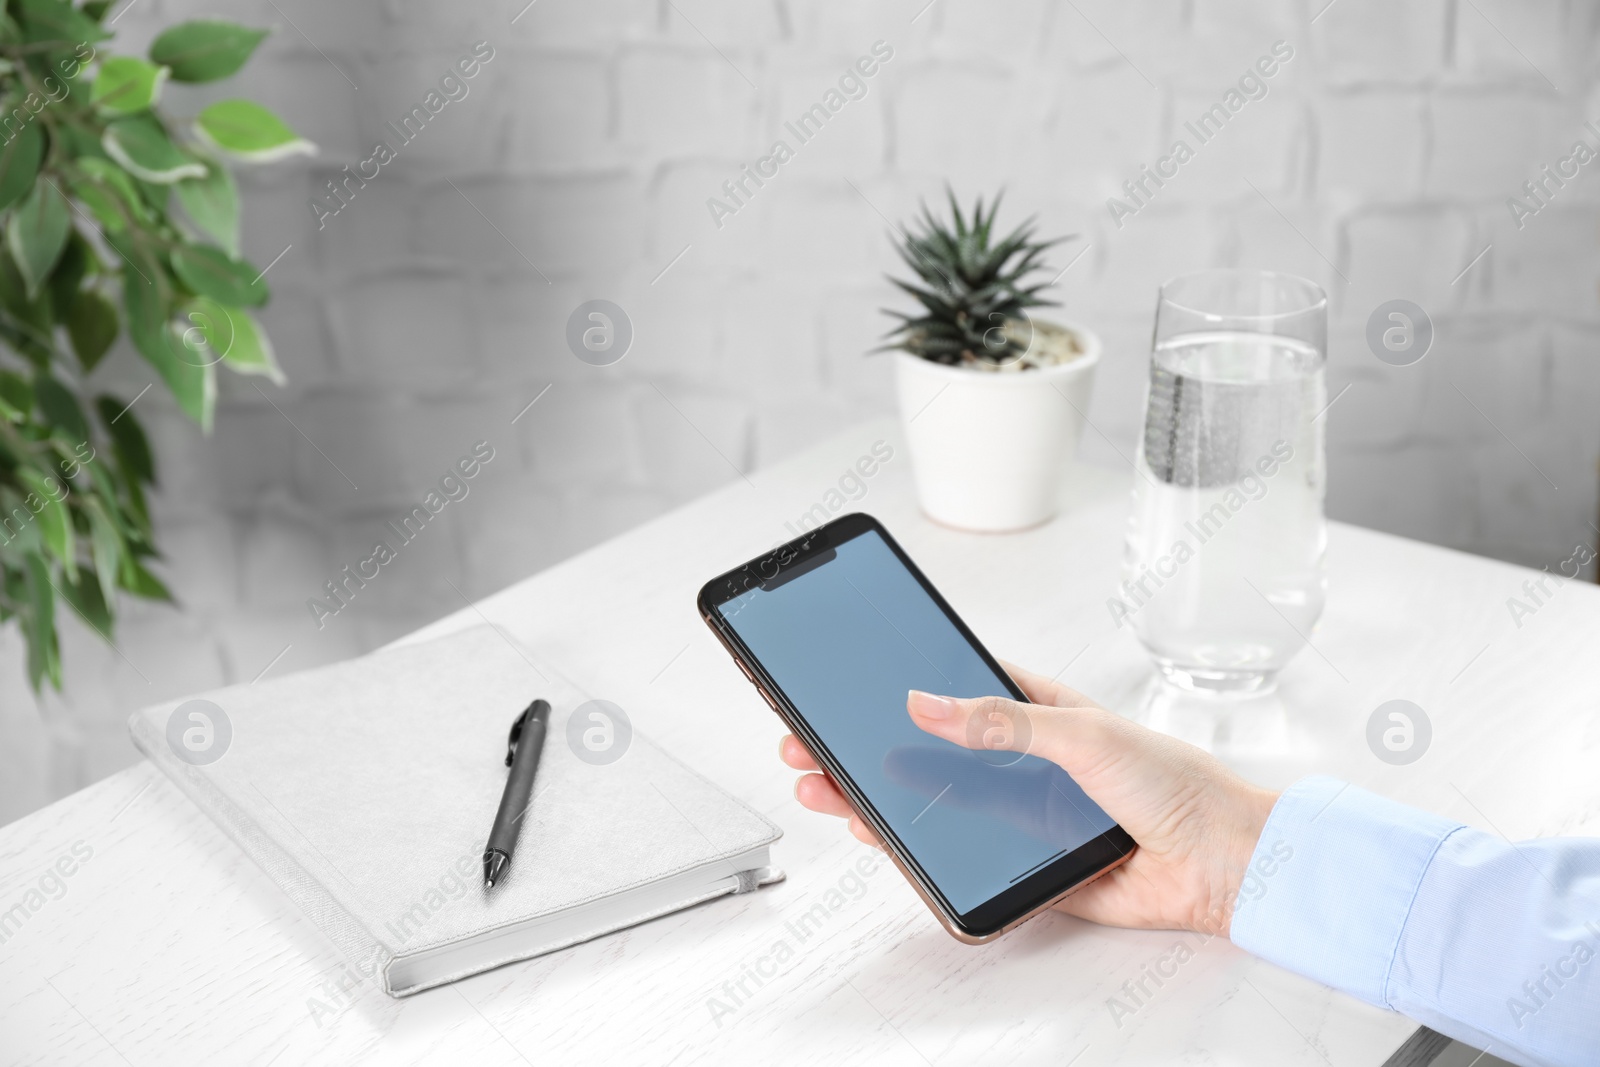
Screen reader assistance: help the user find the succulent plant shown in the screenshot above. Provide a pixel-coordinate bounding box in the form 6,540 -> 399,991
882,190 -> 1070,368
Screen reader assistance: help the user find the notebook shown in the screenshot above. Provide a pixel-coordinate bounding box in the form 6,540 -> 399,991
128,625 -> 783,997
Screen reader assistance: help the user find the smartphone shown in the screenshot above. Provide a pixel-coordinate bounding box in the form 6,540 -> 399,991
697,512 -> 1135,943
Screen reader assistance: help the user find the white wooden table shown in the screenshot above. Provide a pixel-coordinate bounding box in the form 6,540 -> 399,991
4,419 -> 1597,1066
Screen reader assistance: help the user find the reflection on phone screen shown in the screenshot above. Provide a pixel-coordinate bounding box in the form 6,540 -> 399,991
718,529 -> 1117,914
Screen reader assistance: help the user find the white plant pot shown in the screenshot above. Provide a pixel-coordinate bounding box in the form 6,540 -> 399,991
895,323 -> 1101,532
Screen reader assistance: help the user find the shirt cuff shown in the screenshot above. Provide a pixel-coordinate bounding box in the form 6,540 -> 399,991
1229,775 -> 1464,1008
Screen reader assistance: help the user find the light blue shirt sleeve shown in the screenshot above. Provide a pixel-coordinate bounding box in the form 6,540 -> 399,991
1230,776 -> 1600,1067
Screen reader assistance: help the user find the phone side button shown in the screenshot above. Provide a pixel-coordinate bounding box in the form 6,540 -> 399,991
755,686 -> 779,710
761,693 -> 802,735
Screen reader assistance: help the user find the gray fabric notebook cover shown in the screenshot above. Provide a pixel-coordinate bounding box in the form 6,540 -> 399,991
128,625 -> 783,996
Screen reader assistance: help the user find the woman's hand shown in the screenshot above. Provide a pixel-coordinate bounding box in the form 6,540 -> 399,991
782,662 -> 1279,936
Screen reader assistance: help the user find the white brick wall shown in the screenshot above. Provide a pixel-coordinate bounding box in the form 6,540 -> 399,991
5,0 -> 1600,825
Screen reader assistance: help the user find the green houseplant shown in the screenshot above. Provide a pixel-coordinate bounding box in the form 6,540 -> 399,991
0,2 -> 312,690
883,190 -> 1081,370
883,192 -> 1100,531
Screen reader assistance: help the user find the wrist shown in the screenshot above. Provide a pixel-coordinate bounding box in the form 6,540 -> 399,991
1196,784 -> 1279,937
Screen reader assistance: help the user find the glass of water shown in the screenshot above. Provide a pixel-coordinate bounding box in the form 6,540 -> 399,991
1120,269 -> 1327,694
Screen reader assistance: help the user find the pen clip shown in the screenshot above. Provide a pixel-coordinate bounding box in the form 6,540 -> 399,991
505,699 -> 548,767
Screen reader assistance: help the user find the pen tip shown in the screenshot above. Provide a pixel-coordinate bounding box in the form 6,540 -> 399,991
483,851 -> 508,890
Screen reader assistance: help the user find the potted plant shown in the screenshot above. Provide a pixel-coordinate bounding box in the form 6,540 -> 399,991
883,192 -> 1100,532
0,6 -> 311,689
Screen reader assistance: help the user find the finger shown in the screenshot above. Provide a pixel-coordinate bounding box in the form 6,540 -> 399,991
846,814 -> 884,849
793,772 -> 883,849
1049,865 -> 1145,928
794,772 -> 855,819
906,688 -> 1117,776
997,659 -> 1100,710
779,734 -> 821,771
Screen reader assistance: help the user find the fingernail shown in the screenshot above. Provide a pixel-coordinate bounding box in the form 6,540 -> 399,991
908,690 -> 958,720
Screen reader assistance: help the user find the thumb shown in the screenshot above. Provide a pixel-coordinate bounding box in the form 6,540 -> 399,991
906,689 -> 1122,784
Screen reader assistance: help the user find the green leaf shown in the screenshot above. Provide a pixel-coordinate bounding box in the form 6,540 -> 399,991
105,224 -> 163,285
95,394 -> 154,484
216,306 -> 283,384
0,487 -> 41,554
0,371 -> 31,421
80,455 -> 130,542
17,466 -> 75,581
67,290 -> 118,372
15,0 -> 110,46
6,179 -> 71,298
173,336 -> 217,432
84,497 -> 120,608
121,261 -> 186,407
21,552 -> 58,691
150,20 -> 269,83
174,163 -> 238,255
48,434 -> 92,484
60,564 -> 113,636
0,246 -> 53,365
123,264 -> 215,431
178,297 -> 283,384
101,227 -> 163,304
122,470 -> 150,537
58,122 -> 109,164
0,120 -> 43,212
66,181 -> 114,234
119,552 -> 171,601
194,100 -> 315,163
171,293 -> 229,358
91,56 -> 169,114
47,230 -> 90,318
82,1 -> 113,20
102,115 -> 207,184
134,176 -> 169,214
72,158 -> 154,233
171,245 -> 267,306
33,375 -> 89,443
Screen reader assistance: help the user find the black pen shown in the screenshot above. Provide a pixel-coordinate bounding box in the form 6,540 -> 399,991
483,698 -> 551,889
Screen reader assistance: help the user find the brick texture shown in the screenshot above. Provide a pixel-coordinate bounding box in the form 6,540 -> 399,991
5,0 -> 1600,825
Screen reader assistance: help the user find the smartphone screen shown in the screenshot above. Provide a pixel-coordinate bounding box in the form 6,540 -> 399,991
711,521 -> 1121,920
